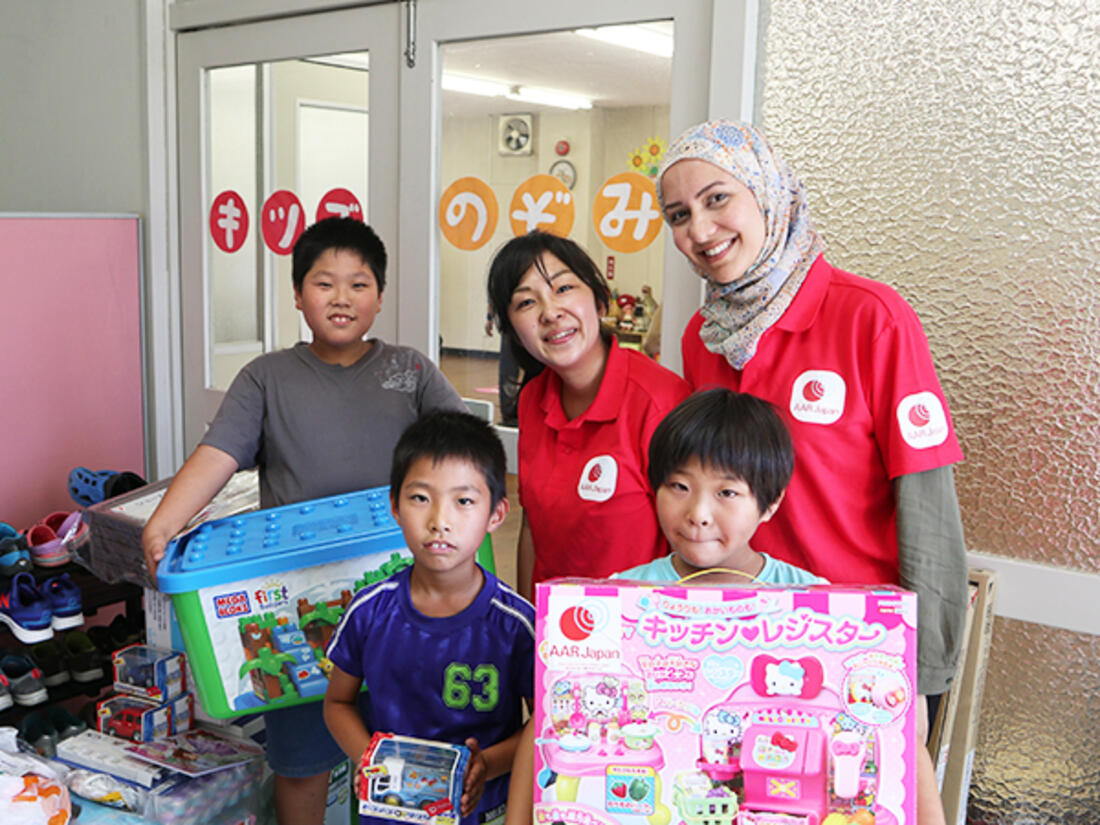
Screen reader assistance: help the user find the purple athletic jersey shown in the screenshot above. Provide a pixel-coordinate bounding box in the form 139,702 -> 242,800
327,565 -> 535,825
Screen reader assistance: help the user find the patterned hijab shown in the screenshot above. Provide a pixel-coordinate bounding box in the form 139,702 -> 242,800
657,120 -> 824,369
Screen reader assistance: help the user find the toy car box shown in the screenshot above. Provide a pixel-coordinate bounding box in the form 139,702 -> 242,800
156,484 -> 495,719
533,579 -> 918,825
167,692 -> 195,735
97,694 -> 174,742
113,644 -> 187,701
358,732 -> 469,824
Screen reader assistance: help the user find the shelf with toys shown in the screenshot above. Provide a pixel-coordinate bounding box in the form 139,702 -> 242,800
0,559 -> 144,731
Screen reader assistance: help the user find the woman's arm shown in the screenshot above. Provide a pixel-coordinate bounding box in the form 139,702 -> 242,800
894,465 -> 969,696
322,665 -> 372,766
517,515 -> 535,602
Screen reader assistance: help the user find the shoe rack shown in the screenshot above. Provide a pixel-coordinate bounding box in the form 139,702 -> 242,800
0,562 -> 142,726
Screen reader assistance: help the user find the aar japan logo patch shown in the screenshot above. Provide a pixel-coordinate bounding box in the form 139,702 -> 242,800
789,370 -> 846,424
577,455 -> 618,502
896,392 -> 949,449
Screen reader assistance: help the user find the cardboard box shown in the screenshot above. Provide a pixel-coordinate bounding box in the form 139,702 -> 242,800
81,469 -> 260,588
113,644 -> 187,701
929,581 -> 978,784
97,694 -> 174,742
940,568 -> 997,825
534,579 -> 919,824
358,732 -> 469,822
167,693 -> 195,735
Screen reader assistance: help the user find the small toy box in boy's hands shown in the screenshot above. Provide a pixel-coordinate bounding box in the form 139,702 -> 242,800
113,644 -> 187,701
358,732 -> 469,824
97,694 -> 174,742
533,580 -> 918,825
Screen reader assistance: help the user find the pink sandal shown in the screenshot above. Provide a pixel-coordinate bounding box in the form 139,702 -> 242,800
26,512 -> 86,567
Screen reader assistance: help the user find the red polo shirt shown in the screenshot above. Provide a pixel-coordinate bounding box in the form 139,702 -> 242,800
519,337 -> 690,587
682,255 -> 963,585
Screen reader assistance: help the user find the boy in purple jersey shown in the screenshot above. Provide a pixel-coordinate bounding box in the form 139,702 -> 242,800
324,411 -> 535,825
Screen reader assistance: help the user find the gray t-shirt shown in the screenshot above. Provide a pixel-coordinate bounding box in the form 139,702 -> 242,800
201,340 -> 465,508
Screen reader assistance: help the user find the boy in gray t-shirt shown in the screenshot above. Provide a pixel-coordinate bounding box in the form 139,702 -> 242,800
143,217 -> 464,825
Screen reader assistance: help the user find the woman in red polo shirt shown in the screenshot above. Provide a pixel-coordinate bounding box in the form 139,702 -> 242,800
657,119 -> 966,822
487,231 -> 689,601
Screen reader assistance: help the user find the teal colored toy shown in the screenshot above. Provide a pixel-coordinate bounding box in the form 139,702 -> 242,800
158,485 -> 495,718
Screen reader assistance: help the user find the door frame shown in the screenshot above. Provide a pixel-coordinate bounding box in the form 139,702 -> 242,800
395,0 -> 758,371
151,0 -> 759,463
175,4 -> 400,452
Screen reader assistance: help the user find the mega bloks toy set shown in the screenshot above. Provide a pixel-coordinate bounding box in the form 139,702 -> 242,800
156,485 -> 494,718
533,580 -> 917,825
358,732 -> 470,825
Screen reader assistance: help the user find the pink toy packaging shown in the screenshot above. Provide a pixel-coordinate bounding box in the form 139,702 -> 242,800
533,580 -> 917,825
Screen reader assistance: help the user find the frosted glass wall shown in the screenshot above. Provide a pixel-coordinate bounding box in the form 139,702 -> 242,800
758,1 -> 1099,821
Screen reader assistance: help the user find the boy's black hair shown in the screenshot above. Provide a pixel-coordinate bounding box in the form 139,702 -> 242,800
292,217 -> 387,294
390,411 -> 508,508
486,231 -> 612,384
648,389 -> 794,514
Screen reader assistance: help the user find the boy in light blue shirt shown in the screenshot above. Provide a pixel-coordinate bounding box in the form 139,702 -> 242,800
617,388 -> 825,586
506,389 -> 823,823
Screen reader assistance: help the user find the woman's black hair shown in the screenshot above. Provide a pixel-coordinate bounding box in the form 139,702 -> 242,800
486,231 -> 612,391
647,389 -> 794,514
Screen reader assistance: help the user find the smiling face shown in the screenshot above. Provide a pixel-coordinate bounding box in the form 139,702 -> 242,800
656,457 -> 781,575
506,251 -> 607,380
660,158 -> 767,285
391,455 -> 508,579
293,248 -> 383,364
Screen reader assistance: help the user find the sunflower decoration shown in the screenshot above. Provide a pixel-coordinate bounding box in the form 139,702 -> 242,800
626,136 -> 667,178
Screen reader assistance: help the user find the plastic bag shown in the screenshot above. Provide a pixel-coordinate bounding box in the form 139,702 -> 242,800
0,773 -> 73,825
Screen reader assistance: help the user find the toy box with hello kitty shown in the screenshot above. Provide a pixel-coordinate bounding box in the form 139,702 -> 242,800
533,580 -> 917,825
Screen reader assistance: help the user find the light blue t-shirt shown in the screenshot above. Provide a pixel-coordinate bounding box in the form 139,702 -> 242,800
614,553 -> 827,585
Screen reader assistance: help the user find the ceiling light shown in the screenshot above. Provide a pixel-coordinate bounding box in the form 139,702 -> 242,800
441,73 -> 509,98
506,85 -> 592,110
575,24 -> 673,58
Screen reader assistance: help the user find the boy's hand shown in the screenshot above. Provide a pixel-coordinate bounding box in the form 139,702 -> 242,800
460,737 -> 488,817
142,528 -> 169,579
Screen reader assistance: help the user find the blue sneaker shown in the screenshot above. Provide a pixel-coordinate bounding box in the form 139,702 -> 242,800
43,573 -> 83,630
0,523 -> 32,575
0,572 -> 54,643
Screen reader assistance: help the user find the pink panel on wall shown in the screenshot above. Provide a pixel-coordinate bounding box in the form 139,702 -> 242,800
0,215 -> 145,530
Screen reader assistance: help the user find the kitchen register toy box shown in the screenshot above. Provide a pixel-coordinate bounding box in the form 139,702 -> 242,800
533,580 -> 917,825
157,485 -> 494,719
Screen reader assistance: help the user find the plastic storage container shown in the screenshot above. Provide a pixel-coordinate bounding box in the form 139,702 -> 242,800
157,485 -> 494,718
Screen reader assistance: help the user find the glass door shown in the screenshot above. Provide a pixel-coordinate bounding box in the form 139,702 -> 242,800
173,0 -> 751,452
398,0 -> 719,419
177,5 -> 399,450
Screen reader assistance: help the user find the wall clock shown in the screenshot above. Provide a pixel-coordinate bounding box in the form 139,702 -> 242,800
549,159 -> 576,189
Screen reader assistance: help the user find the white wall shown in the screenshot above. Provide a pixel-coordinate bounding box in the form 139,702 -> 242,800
439,105 -> 669,353
0,1 -> 146,214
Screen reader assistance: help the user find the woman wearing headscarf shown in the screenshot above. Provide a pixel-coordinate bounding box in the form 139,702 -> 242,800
657,120 -> 966,824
